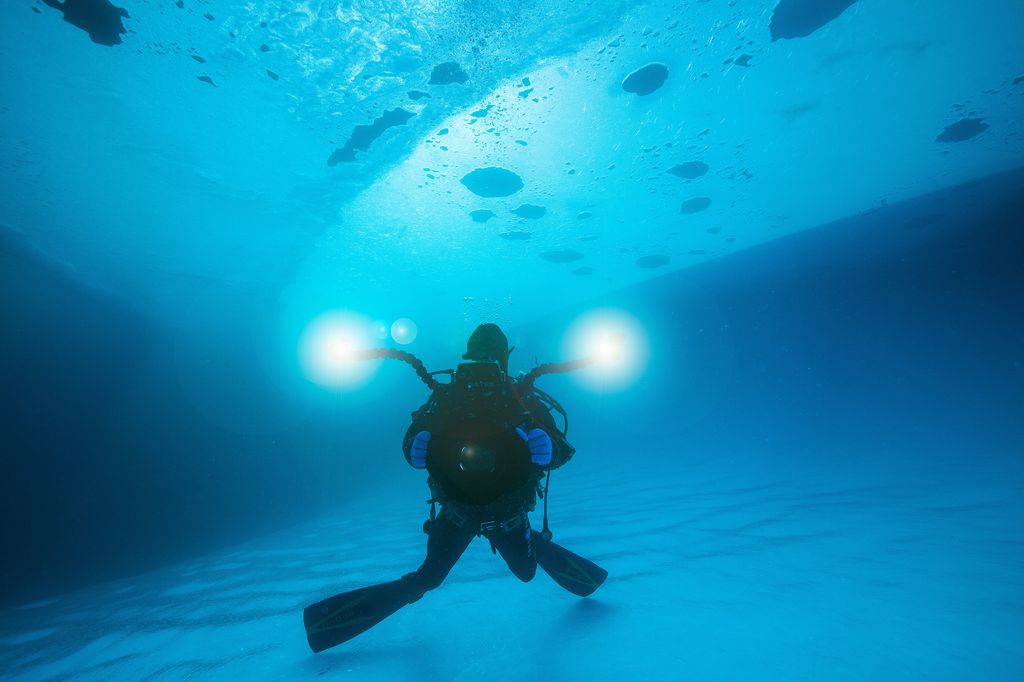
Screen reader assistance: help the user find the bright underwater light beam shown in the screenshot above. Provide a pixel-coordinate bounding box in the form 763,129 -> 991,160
563,309 -> 648,391
590,329 -> 627,364
300,311 -> 379,389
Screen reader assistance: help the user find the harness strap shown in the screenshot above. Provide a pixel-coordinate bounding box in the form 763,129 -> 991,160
506,378 -> 534,424
540,470 -> 552,540
441,505 -> 526,534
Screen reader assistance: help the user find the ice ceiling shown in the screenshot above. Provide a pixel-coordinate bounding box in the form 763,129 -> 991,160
2,0 -> 1022,330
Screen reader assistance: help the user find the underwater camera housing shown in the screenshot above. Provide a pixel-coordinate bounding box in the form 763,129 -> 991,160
452,361 -> 507,473
458,444 -> 497,472
453,360 -> 505,396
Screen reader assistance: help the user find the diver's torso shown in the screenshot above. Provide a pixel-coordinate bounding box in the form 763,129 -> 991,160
420,376 -> 537,507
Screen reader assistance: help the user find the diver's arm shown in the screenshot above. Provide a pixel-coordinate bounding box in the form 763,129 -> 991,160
402,394 -> 439,467
402,418 -> 418,465
403,414 -> 437,467
522,395 -> 575,469
546,428 -> 575,469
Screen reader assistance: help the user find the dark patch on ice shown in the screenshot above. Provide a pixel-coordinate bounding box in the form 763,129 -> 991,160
770,0 -> 858,41
667,161 -> 709,179
515,140 -> 528,146
408,90 -> 430,100
460,167 -> 524,197
471,104 -> 493,118
734,54 -> 753,67
636,254 -> 670,268
680,197 -> 712,214
42,0 -> 129,46
196,75 -> 216,87
437,128 -> 449,136
511,204 -> 546,219
935,117 -> 989,143
266,69 -> 279,81
622,63 -> 668,96
470,209 -> 496,223
518,88 -> 534,99
781,102 -> 818,121
203,13 -> 215,21
540,250 -> 583,263
259,44 -> 270,53
572,267 -> 595,276
577,211 -> 592,220
190,55 -> 206,64
327,108 -> 416,165
175,0 -> 183,8
430,62 -> 467,85
499,231 -> 531,240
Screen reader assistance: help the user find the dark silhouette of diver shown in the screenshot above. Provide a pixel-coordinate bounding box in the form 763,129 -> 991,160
304,324 -> 607,652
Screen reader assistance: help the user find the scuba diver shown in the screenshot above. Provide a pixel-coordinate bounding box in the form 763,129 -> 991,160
304,323 -> 607,653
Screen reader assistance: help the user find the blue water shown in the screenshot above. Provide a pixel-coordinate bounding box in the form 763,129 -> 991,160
1,1 -> 1023,679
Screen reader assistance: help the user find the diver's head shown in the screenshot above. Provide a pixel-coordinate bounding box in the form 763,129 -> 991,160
463,323 -> 510,372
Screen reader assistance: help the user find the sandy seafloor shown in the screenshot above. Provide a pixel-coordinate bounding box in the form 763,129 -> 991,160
2,457 -> 1020,681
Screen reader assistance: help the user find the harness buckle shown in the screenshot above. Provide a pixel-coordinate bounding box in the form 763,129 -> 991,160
501,513 -> 524,532
479,512 -> 524,535
445,506 -> 469,528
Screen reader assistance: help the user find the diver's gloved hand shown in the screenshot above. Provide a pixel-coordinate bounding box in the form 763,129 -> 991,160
516,427 -> 553,467
410,431 -> 430,469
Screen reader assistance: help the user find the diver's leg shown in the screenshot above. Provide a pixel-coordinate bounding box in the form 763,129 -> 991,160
491,518 -> 537,583
401,510 -> 476,600
305,509 -> 476,652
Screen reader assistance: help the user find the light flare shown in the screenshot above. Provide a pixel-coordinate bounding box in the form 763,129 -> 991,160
300,311 -> 378,389
391,317 -> 418,345
564,309 -> 648,391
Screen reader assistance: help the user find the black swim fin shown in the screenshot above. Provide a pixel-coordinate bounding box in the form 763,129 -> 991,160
304,578 -> 415,653
533,537 -> 608,597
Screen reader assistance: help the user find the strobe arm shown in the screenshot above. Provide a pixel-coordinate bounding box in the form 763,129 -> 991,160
357,348 -> 440,391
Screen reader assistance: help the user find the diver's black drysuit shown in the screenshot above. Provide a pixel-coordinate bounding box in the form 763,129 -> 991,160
397,384 -> 574,602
